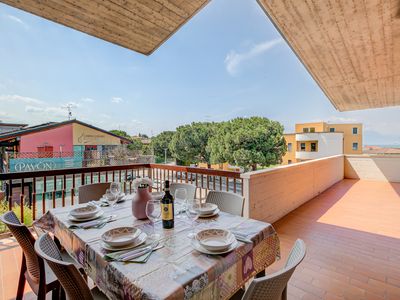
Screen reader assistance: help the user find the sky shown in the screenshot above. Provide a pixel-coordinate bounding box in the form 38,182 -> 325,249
0,1 -> 399,145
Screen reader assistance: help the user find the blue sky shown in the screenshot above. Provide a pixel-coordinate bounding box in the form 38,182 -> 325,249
0,0 -> 399,145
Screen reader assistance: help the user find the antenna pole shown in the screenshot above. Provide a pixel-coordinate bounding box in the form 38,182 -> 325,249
62,104 -> 73,120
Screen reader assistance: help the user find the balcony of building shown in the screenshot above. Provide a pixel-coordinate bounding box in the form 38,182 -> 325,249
1,154 -> 399,299
295,133 -> 343,161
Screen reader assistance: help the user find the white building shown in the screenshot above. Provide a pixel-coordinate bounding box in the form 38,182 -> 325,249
295,132 -> 343,161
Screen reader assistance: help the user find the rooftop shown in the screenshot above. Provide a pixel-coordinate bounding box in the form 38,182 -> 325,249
0,119 -> 131,143
1,178 -> 399,299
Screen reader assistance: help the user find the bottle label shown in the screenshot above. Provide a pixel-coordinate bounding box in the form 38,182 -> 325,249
161,203 -> 173,221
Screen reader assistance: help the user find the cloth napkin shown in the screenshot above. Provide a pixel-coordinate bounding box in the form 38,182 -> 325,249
68,217 -> 106,229
104,243 -> 154,263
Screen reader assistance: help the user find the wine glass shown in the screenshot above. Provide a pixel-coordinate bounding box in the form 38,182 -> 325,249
109,182 -> 120,208
174,188 -> 187,218
146,200 -> 161,240
185,198 -> 200,238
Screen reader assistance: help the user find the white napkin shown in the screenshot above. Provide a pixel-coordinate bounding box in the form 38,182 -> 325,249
69,218 -> 104,229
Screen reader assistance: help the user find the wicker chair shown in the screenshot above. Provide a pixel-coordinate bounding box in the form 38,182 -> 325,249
35,233 -> 107,300
78,182 -> 110,204
206,191 -> 244,216
0,211 -> 60,300
241,239 -> 306,300
170,182 -> 196,201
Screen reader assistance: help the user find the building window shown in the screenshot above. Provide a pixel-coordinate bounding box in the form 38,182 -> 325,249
352,142 -> 358,151
311,143 -> 317,152
353,127 -> 358,134
330,128 -> 335,132
37,146 -> 53,158
300,143 -> 306,151
288,143 -> 292,152
310,127 -> 315,133
288,160 -> 292,164
303,128 -> 309,133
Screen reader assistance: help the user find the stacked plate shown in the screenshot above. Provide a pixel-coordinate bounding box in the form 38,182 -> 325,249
101,227 -> 147,251
196,203 -> 220,218
192,229 -> 237,255
69,205 -> 104,222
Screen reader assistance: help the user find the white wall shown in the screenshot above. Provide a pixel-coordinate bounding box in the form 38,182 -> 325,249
296,132 -> 343,160
345,155 -> 400,182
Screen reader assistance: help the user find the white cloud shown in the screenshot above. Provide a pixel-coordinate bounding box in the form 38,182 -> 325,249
64,101 -> 80,108
225,38 -> 283,75
81,97 -> 95,103
99,113 -> 111,119
111,97 -> 123,103
0,111 -> 12,120
6,15 -> 29,29
131,119 -> 143,125
326,116 -> 358,123
25,105 -> 66,118
25,105 -> 44,113
0,94 -> 44,105
45,106 -> 67,117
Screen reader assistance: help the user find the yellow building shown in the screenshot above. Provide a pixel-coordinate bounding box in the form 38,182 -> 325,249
282,122 -> 362,165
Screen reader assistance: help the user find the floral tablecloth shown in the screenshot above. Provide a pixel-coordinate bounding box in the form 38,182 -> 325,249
34,199 -> 280,300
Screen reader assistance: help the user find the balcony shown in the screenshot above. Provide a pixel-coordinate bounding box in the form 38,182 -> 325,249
295,150 -> 320,160
1,155 -> 400,299
295,132 -> 344,161
0,163 -> 243,222
295,132 -> 322,142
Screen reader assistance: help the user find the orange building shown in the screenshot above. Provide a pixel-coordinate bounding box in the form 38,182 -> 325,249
282,122 -> 363,165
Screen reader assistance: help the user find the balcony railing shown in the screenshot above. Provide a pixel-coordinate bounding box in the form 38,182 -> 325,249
0,163 -> 242,222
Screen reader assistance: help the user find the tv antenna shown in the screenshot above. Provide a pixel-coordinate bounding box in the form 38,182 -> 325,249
62,104 -> 74,120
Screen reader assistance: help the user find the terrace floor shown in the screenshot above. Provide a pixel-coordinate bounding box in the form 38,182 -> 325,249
0,179 -> 399,299
269,179 -> 400,300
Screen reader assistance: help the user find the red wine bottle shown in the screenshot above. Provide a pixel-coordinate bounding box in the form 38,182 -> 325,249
161,180 -> 174,229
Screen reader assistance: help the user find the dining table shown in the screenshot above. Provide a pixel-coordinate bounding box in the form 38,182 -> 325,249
34,195 -> 280,300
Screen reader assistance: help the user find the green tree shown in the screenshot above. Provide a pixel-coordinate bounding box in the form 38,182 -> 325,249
150,131 -> 175,159
127,138 -> 143,151
138,133 -> 149,138
109,129 -> 143,151
169,122 -> 217,165
208,117 -> 286,171
109,130 -> 131,139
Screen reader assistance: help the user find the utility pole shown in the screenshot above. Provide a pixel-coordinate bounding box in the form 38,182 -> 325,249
164,148 -> 167,164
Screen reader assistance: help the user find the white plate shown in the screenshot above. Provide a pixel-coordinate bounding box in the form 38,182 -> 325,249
101,193 -> 126,203
197,203 -> 218,215
196,229 -> 236,251
101,232 -> 147,251
102,227 -> 142,247
70,205 -> 100,219
191,238 -> 238,255
198,208 -> 220,218
68,210 -> 104,222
